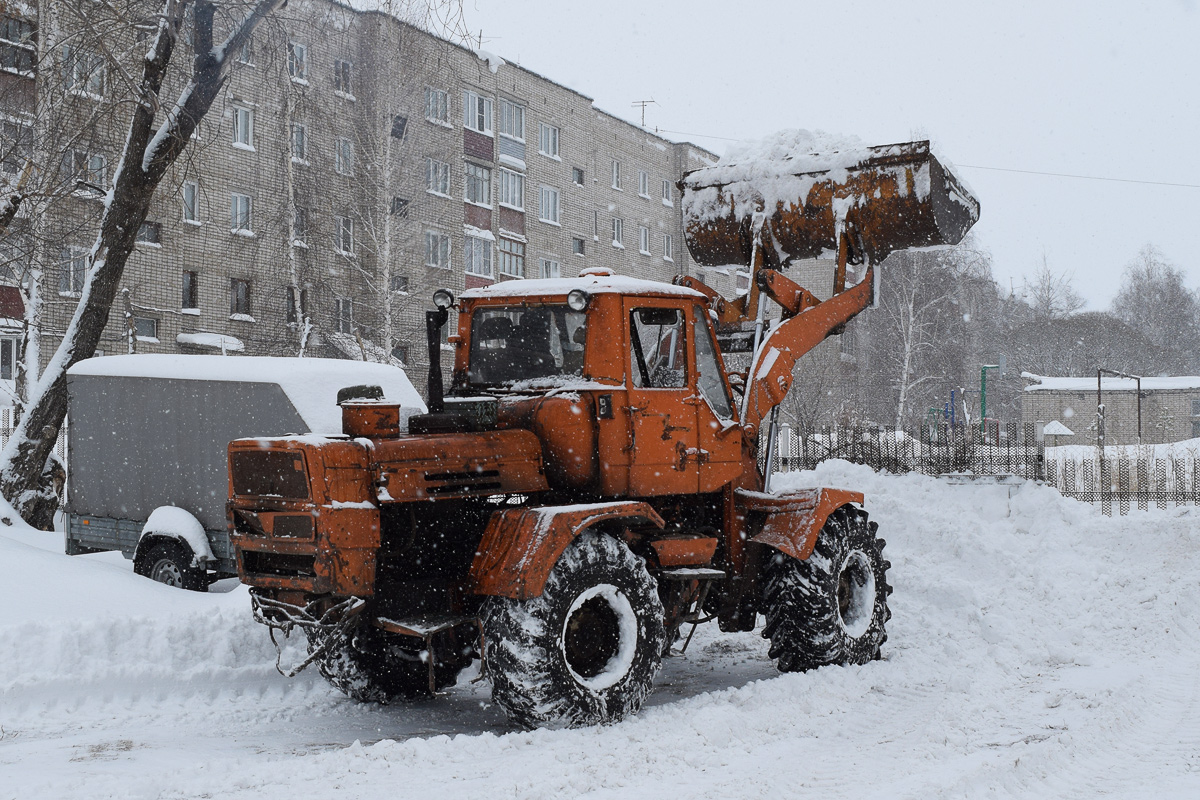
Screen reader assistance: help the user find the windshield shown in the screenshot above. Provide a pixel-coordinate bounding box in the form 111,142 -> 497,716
467,305 -> 587,386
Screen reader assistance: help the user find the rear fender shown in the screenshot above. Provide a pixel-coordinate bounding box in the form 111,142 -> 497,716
470,501 -> 665,600
136,507 -> 213,568
736,487 -> 863,562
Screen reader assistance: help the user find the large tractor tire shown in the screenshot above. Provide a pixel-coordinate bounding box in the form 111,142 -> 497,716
307,623 -> 463,704
760,506 -> 891,672
482,531 -> 666,729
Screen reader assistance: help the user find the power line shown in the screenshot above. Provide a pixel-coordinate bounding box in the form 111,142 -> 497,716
654,127 -> 1200,189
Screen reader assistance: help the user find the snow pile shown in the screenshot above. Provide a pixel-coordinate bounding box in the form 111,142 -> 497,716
4,464 -> 1200,797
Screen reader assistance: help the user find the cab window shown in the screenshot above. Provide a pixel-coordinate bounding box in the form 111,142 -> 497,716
693,312 -> 734,419
630,307 -> 686,389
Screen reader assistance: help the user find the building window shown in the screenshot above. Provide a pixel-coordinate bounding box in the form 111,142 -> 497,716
0,337 -> 17,380
63,151 -> 106,192
62,45 -> 105,96
286,286 -> 308,324
541,258 -> 560,279
230,193 -> 252,233
736,270 -> 750,294
230,278 -> 252,317
638,170 -> 650,198
182,181 -> 199,222
58,247 -> 87,295
611,160 -> 621,190
334,59 -> 352,95
663,233 -> 673,261
464,162 -> 491,206
464,234 -> 492,277
639,226 -> 650,255
134,317 -> 158,341
539,123 -> 560,158
539,186 -> 560,224
292,207 -> 307,244
232,106 -> 253,149
287,42 -> 307,80
0,16 -> 36,74
426,157 -> 450,195
498,98 -> 524,141
290,123 -> 307,162
391,274 -> 409,293
237,38 -> 253,65
425,88 -> 449,123
334,138 -> 354,175
498,168 -> 524,209
182,270 -> 198,310
391,197 -> 410,217
391,115 -> 408,139
572,167 -> 584,186
425,231 -> 450,268
662,178 -> 673,205
612,217 -> 623,248
498,238 -> 525,277
0,120 -> 31,174
137,221 -> 161,245
462,90 -> 492,135
334,215 -> 354,254
572,237 -> 585,256
335,297 -> 354,333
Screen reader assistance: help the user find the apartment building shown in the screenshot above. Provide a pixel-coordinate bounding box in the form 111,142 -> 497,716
0,0 -> 719,384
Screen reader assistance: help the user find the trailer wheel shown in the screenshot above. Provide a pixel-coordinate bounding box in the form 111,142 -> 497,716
135,540 -> 207,592
760,507 -> 891,672
482,531 -> 665,729
307,624 -> 463,704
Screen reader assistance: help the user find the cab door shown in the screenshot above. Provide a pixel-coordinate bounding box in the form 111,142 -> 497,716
625,300 -> 699,496
691,305 -> 743,491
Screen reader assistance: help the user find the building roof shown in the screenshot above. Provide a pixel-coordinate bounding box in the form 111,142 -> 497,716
1022,372 -> 1200,392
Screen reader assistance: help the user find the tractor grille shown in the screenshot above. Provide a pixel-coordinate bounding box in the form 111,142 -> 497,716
423,468 -> 503,495
242,550 -> 315,578
271,514 -> 314,539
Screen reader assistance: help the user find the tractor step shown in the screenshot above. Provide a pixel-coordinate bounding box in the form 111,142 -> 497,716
660,567 -> 725,581
373,613 -> 478,638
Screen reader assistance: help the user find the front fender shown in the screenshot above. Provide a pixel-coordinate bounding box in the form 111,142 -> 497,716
470,501 -> 664,600
737,487 -> 863,562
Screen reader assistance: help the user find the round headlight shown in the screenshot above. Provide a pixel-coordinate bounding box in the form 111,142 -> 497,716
567,289 -> 590,312
432,288 -> 455,309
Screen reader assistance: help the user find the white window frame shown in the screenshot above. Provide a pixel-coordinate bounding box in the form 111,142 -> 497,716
0,17 -> 36,76
612,217 -> 624,248
134,316 -> 158,341
540,258 -> 561,279
425,231 -> 451,268
498,238 -> 525,278
230,192 -> 252,234
464,234 -> 493,278
182,181 -> 199,223
571,237 -> 585,256
572,167 -> 584,186
662,178 -> 673,206
290,122 -> 307,163
292,207 -> 307,246
334,59 -> 353,98
232,105 -> 254,150
334,214 -> 354,255
230,278 -> 252,317
425,87 -> 450,125
58,246 -> 87,296
426,157 -> 450,196
498,98 -> 524,141
498,168 -> 524,210
462,90 -> 493,135
663,233 -> 674,262
638,170 -> 650,198
287,41 -> 308,81
538,123 -> 560,159
464,162 -> 492,207
638,225 -> 650,255
335,297 -> 354,333
62,45 -> 105,97
539,185 -> 560,225
334,137 -> 354,175
611,159 -> 621,190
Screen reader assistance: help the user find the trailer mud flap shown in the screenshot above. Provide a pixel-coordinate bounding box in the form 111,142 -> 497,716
470,501 -> 664,600
736,487 -> 864,562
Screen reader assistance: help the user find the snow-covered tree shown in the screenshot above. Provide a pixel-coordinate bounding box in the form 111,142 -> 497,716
1111,244 -> 1200,373
1021,254 -> 1085,320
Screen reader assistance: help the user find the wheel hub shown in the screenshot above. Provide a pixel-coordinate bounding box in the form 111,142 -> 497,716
150,558 -> 183,587
564,595 -> 621,679
837,550 -> 876,639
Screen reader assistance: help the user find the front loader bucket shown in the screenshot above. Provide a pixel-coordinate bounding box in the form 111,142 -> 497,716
681,140 -> 979,269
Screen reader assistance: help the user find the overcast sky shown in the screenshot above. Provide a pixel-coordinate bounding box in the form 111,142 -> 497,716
459,0 -> 1199,310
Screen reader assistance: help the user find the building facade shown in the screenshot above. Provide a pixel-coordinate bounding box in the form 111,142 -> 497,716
0,0 -> 721,384
1022,375 -> 1200,446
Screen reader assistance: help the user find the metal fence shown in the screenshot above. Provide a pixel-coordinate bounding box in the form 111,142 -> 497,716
0,407 -> 68,463
773,421 -> 1200,516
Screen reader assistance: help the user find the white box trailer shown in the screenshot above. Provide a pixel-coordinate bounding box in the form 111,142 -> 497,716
64,355 -> 424,590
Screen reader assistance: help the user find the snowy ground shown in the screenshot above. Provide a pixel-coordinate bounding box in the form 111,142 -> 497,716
2,461 -> 1198,799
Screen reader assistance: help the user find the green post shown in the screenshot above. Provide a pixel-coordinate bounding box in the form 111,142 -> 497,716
980,364 -> 1000,443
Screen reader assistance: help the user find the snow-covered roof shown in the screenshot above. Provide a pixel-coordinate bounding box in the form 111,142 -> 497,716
460,273 -> 703,301
1023,372 -> 1200,392
1042,420 -> 1075,436
67,355 -> 424,432
176,332 -> 244,352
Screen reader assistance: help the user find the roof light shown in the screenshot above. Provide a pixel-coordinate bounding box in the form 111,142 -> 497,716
567,289 -> 591,312
432,288 -> 455,309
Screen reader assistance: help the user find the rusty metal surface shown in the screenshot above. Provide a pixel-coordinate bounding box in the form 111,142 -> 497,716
737,487 -> 863,562
371,429 -> 549,502
470,501 -> 665,600
649,536 -> 719,567
683,141 -> 979,269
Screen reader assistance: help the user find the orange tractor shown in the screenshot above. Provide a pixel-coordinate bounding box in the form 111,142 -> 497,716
230,140 -> 978,727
